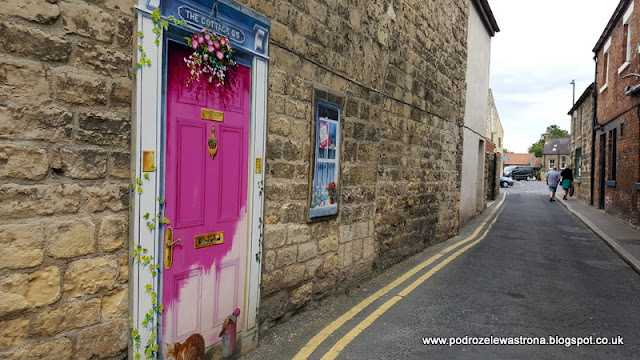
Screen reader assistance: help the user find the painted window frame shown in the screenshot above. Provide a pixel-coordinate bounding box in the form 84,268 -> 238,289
600,37 -> 611,93
619,2 -> 634,74
309,100 -> 341,219
575,148 -> 582,179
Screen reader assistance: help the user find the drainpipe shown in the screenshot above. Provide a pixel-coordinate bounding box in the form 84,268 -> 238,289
590,55 -> 598,206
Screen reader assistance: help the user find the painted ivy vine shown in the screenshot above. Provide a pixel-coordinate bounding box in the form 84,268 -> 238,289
136,8 -> 187,70
130,170 -> 169,360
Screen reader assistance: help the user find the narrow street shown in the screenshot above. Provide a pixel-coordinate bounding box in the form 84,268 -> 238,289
242,181 -> 640,360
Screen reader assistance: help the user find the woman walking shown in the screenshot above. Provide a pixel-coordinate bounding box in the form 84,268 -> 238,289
560,166 -> 573,200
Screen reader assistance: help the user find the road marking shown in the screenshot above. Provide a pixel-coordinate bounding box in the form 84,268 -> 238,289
320,209 -> 502,360
293,193 -> 507,360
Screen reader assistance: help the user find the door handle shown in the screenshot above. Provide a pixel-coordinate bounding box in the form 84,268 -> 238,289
164,227 -> 182,269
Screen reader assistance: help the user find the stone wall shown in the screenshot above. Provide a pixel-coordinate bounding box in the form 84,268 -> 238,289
484,152 -> 500,201
570,85 -> 594,204
234,0 -> 468,330
0,1 -> 133,359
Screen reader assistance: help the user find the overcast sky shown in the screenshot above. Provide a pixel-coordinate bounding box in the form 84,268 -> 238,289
488,0 -> 620,153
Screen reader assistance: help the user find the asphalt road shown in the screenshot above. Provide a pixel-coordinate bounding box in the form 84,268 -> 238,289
242,180 -> 640,360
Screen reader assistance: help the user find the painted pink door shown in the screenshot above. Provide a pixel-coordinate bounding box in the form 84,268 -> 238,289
162,41 -> 250,348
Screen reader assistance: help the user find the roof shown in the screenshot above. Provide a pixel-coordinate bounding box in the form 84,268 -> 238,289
543,138 -> 571,155
593,0 -> 630,53
567,83 -> 595,115
503,153 -> 533,165
471,0 -> 500,37
534,157 -> 542,168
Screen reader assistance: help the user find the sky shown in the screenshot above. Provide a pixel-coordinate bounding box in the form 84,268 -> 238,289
488,0 -> 621,153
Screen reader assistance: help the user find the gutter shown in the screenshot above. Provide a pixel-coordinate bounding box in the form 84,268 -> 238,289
590,54 -> 598,206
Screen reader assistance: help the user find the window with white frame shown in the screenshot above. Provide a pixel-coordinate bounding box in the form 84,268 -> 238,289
549,159 -> 555,169
309,98 -> 341,219
619,2 -> 634,73
600,37 -> 611,93
561,156 -> 567,169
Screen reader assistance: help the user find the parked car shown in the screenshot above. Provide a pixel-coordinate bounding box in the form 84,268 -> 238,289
503,165 -> 516,177
500,176 -> 514,187
507,166 -> 536,181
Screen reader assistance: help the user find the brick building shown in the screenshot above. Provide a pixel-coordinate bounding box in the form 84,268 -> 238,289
593,0 -> 640,226
568,83 -> 595,204
0,0 -> 498,358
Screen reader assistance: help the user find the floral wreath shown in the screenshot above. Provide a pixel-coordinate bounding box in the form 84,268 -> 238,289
184,28 -> 236,87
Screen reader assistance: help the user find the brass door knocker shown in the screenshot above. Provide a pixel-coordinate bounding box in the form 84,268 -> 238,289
208,125 -> 218,159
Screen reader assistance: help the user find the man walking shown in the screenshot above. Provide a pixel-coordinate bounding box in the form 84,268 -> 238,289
546,167 -> 561,202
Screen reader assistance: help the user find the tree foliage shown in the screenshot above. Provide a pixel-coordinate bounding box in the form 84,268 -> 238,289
528,125 -> 570,157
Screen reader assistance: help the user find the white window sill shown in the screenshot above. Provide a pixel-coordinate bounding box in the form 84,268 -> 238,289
618,61 -> 631,74
599,83 -> 608,93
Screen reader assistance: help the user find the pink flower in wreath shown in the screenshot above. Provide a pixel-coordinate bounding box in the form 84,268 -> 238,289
220,38 -> 226,46
191,40 -> 198,49
205,33 -> 211,40
214,40 -> 220,49
216,51 -> 224,60
207,39 -> 213,46
208,45 -> 215,53
197,36 -> 204,44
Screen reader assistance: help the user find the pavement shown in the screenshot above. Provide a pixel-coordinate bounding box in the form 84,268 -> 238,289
556,194 -> 640,276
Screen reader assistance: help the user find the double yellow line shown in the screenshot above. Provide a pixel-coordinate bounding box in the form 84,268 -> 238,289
294,193 -> 507,360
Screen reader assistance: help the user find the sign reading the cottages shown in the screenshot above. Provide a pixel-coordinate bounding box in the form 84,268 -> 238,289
178,5 -> 246,44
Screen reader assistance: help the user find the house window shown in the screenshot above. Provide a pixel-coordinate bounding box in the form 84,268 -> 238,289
575,148 -> 582,179
600,37 -> 611,93
310,99 -> 341,218
549,159 -> 555,169
610,128 -> 617,181
561,156 -> 567,169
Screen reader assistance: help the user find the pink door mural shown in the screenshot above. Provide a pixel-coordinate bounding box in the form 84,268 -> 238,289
162,40 -> 250,348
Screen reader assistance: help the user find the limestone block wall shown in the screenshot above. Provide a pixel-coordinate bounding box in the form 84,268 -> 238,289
235,0 -> 468,329
0,1 -> 133,359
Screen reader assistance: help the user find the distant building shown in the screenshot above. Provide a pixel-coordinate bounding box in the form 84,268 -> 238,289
486,89 -> 504,154
592,0 -> 640,225
502,153 -> 536,173
567,83 -> 595,204
542,136 -> 571,179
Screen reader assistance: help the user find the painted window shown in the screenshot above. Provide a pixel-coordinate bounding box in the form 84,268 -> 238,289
309,101 -> 341,218
575,148 -> 582,179
549,159 -> 555,169
600,37 -> 611,93
619,2 -> 634,73
609,128 -> 617,181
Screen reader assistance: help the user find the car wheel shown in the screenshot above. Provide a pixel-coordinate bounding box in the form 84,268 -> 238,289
501,181 -> 509,188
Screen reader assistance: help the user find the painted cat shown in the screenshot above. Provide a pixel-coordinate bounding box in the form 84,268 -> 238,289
164,333 -> 205,360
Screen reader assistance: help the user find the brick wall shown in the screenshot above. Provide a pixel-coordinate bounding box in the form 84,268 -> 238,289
594,0 -> 640,226
235,0 -> 468,330
0,1 -> 133,359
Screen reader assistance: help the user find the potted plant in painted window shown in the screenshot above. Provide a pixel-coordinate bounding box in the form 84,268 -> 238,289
326,182 -> 336,204
184,28 -> 236,87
